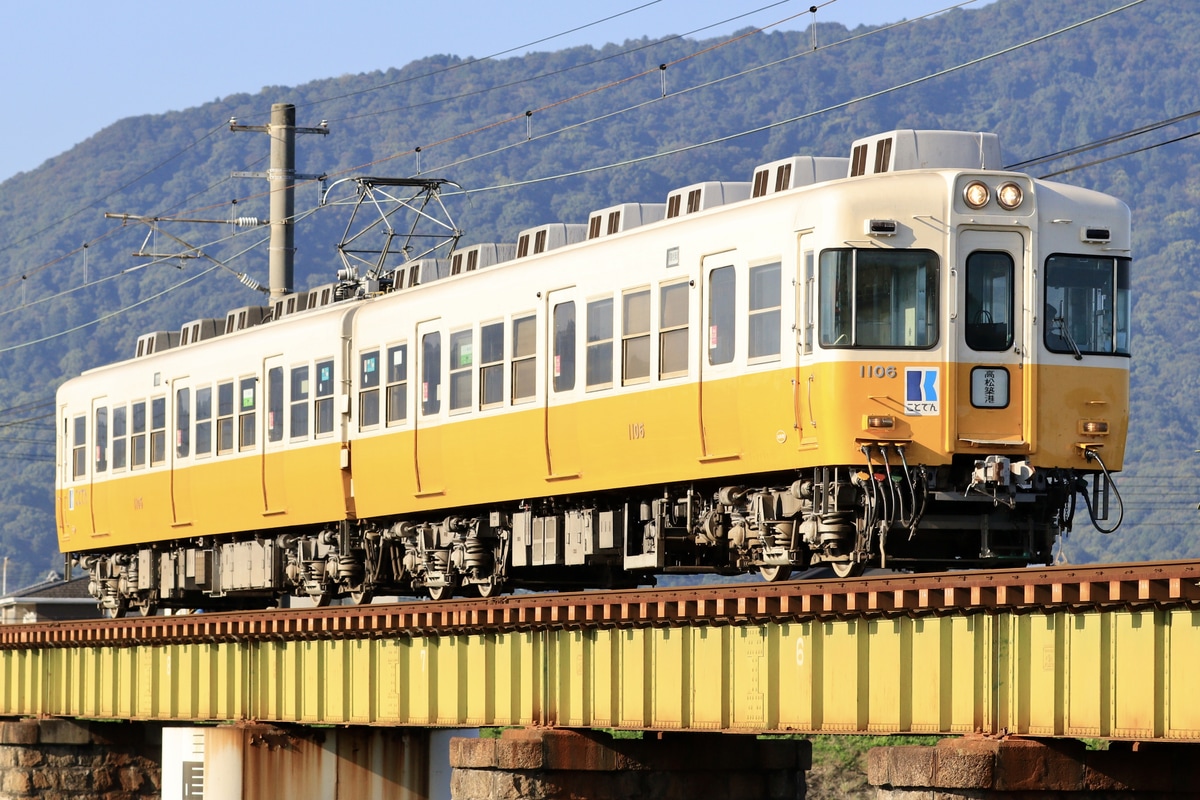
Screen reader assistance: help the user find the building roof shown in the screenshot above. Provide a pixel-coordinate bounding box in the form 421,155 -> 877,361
5,575 -> 93,600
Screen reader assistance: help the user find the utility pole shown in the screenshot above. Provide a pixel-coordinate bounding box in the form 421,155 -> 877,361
230,103 -> 328,300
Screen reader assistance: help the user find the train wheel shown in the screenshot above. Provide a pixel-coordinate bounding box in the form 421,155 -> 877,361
348,586 -> 374,605
473,580 -> 502,598
427,584 -> 453,601
103,598 -> 129,620
831,560 -> 865,578
758,565 -> 793,583
134,600 -> 158,617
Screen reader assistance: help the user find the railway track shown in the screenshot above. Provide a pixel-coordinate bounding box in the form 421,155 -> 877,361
6,559 -> 1199,649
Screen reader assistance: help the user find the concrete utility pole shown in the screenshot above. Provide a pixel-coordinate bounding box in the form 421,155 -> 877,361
230,103 -> 328,301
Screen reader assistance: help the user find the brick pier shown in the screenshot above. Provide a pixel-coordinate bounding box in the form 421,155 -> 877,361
450,728 -> 811,800
869,737 -> 1200,797
0,719 -> 159,800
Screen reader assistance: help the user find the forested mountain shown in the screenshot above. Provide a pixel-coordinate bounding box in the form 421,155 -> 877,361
0,0 -> 1194,587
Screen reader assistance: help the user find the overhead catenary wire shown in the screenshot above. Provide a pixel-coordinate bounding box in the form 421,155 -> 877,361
0,0 -> 1156,355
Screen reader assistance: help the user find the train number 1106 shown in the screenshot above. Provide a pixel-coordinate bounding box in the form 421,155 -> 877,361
860,365 -> 898,379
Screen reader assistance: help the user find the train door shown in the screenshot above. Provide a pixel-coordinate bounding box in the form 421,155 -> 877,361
795,233 -> 818,449
545,287 -> 580,480
956,230 -> 1027,446
169,380 -> 194,526
87,397 -> 107,536
414,320 -> 445,496
261,358 -> 286,515
699,251 -> 742,462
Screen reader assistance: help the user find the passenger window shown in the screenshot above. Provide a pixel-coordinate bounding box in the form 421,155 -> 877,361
386,346 -> 408,425
586,298 -> 614,390
268,367 -> 284,442
660,283 -> 689,378
709,267 -> 735,365
217,382 -> 234,454
450,331 -> 473,412
966,251 -> 1014,351
748,262 -> 782,361
195,388 -> 212,456
131,401 -> 147,469
359,351 -> 380,429
94,407 -> 108,473
422,332 -> 442,416
239,378 -> 257,451
176,389 -> 190,458
315,360 -> 335,435
480,324 -> 504,408
71,415 -> 86,480
622,289 -> 650,384
511,316 -> 536,403
553,302 -> 576,392
290,367 -> 310,439
150,397 -> 167,466
112,407 -> 127,470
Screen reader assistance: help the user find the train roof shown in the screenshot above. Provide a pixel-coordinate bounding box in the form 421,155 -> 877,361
118,129 -> 1020,364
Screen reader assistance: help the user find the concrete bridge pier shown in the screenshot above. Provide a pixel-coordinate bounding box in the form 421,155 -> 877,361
868,737 -> 1200,797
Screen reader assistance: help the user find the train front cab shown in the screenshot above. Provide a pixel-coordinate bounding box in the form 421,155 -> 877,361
795,166 -> 1129,573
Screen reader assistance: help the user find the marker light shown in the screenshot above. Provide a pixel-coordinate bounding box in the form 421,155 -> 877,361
963,181 -> 990,209
997,182 -> 1023,210
1080,420 -> 1109,435
866,415 -> 896,429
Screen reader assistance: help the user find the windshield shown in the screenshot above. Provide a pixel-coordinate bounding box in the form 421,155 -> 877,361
1044,255 -> 1130,356
819,249 -> 939,348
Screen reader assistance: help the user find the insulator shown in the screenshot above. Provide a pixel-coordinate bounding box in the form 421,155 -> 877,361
238,273 -> 262,292
232,216 -> 263,227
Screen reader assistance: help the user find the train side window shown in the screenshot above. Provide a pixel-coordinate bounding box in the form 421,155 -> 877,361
660,282 -> 689,378
195,387 -> 212,456
131,401 -> 147,469
422,332 -> 442,416
449,331 -> 473,412
315,360 -> 335,436
112,406 -> 127,470
94,407 -> 108,473
966,251 -> 1014,351
359,351 -> 380,429
553,302 -> 576,392
175,389 -> 190,458
267,368 -> 284,442
71,415 -> 86,480
385,346 -> 408,425
239,378 -> 257,450
290,367 -> 310,439
622,289 -> 650,385
708,267 -> 735,365
819,249 -> 939,349
748,262 -> 782,361
479,324 -> 504,409
586,297 -> 614,390
217,382 -> 235,453
511,315 -> 536,403
150,397 -> 167,466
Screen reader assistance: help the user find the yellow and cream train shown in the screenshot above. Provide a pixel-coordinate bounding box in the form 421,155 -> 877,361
56,129 -> 1131,615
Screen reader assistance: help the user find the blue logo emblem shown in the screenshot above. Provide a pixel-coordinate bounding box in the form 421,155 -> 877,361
905,367 -> 940,416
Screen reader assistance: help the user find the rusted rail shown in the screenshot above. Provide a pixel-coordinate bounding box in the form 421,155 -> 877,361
6,559 -> 1200,649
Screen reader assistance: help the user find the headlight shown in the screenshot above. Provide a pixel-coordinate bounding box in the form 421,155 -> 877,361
963,180 -> 989,209
997,182 -> 1023,210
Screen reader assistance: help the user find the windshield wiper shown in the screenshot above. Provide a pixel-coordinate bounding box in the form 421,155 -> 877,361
1054,314 -> 1084,360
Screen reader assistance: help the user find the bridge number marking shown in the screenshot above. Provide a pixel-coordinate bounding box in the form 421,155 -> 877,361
628,422 -> 646,440
795,638 -> 805,667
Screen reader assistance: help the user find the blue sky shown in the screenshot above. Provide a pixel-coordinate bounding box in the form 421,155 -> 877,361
0,0 -> 993,183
